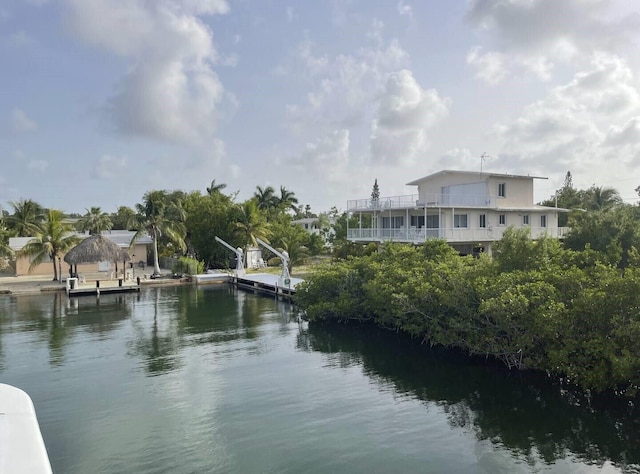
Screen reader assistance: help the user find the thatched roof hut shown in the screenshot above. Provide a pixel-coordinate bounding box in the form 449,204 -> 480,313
64,234 -> 130,265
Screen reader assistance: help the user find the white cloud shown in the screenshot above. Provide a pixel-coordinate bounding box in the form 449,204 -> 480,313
437,148 -> 481,170
397,1 -> 413,19
291,129 -> 350,183
465,0 -> 640,82
370,70 -> 450,166
65,0 -> 229,146
27,160 -> 48,173
493,53 -> 640,181
466,47 -> 507,84
286,7 -> 294,22
93,154 -> 128,179
283,38 -> 409,134
603,116 -> 640,148
12,108 -> 37,132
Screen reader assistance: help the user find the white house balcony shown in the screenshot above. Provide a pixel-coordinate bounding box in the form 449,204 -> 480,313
347,193 -> 497,211
347,226 -> 570,244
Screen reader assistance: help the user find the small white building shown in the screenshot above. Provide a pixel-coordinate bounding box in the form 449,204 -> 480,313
292,218 -> 322,235
347,170 -> 568,255
292,216 -> 336,237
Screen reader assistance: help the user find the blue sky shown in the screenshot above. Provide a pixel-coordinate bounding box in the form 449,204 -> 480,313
1,0 -> 640,215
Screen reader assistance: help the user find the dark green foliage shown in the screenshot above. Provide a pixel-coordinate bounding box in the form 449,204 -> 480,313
183,191 -> 237,268
172,256 -> 204,275
296,233 -> 640,395
110,206 -> 137,230
564,205 -> 640,269
295,258 -> 372,323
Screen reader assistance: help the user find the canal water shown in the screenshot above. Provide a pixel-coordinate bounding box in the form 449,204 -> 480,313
0,285 -> 638,473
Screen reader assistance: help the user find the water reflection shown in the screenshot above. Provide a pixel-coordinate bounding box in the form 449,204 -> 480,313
0,291 -> 133,367
128,287 -> 184,375
298,323 -> 640,471
125,285 -> 288,375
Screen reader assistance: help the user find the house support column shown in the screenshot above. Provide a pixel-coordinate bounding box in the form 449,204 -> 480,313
405,208 -> 409,241
424,204 -> 427,240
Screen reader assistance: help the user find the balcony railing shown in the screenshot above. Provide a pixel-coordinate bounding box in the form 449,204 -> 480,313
347,226 -> 569,243
347,193 -> 496,211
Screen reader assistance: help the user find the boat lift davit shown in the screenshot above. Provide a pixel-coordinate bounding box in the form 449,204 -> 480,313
214,236 -> 245,278
256,238 -> 291,288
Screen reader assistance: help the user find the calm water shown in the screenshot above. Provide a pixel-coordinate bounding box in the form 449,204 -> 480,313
0,285 -> 639,473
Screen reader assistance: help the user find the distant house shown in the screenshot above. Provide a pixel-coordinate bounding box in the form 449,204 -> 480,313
9,230 -> 152,277
347,170 -> 568,255
292,217 -> 322,235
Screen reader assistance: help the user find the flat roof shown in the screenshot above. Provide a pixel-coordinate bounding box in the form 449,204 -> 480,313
407,170 -> 548,186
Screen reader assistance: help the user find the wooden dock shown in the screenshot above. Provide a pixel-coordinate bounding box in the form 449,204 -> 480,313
66,276 -> 141,297
234,273 -> 303,299
195,272 -> 303,299
63,271 -> 303,298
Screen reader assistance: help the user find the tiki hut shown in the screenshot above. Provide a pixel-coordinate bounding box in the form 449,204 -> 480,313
64,234 -> 130,277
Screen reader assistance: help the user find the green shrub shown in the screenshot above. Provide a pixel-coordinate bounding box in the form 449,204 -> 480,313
172,256 -> 204,275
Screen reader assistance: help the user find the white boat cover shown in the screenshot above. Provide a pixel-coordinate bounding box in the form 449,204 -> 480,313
0,383 -> 52,473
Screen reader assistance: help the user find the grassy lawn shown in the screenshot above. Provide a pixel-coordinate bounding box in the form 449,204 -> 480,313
245,255 -> 331,279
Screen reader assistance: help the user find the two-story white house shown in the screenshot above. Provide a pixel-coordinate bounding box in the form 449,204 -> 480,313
347,170 -> 568,255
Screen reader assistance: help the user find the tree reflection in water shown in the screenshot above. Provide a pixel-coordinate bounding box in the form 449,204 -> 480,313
297,322 -> 640,471
0,291 -> 133,368
126,285 -> 282,376
128,287 -> 183,376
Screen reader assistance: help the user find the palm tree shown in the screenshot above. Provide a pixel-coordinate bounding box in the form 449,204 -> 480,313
277,186 -> 298,214
254,185 -> 277,216
19,209 -> 80,281
583,185 -> 622,211
134,190 -> 187,276
278,231 -> 309,273
110,206 -> 137,230
77,207 -> 113,235
234,200 -> 271,267
6,198 -> 43,237
206,179 -> 227,196
0,225 -> 13,261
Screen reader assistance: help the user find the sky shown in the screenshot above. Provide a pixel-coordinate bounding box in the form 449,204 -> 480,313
2,0 -> 640,216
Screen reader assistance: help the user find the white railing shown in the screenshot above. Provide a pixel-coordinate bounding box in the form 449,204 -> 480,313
348,194 -> 419,211
347,193 -> 496,211
347,226 -> 569,243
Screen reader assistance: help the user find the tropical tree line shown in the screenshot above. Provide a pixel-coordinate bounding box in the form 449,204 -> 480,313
295,231 -> 640,396
0,181 -> 339,279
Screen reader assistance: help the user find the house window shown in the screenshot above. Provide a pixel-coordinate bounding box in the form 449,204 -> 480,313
426,215 -> 439,228
523,215 -> 529,225
499,214 -> 506,226
498,182 -> 506,198
541,215 -> 547,228
410,215 -> 425,228
479,214 -> 486,228
382,216 -> 404,229
454,214 -> 468,228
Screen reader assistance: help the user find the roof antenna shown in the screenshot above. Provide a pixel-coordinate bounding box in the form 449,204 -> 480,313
480,152 -> 490,175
